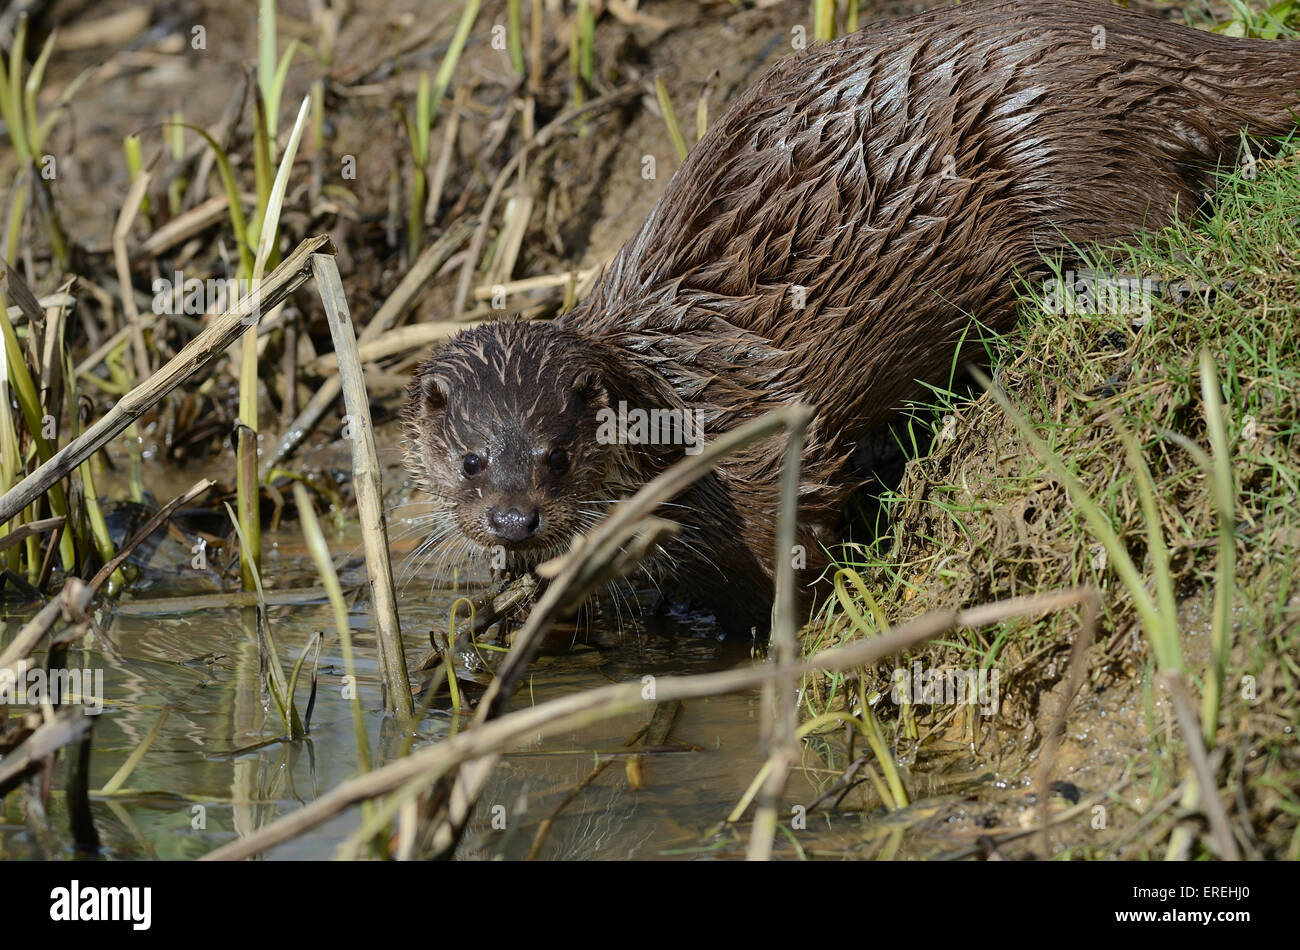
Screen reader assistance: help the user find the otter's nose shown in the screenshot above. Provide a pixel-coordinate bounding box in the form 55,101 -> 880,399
487,506 -> 541,543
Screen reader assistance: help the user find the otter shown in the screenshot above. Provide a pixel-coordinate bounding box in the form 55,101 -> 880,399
404,0 -> 1300,636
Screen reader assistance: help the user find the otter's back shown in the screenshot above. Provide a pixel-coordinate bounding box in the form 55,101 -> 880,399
564,0 -> 1300,446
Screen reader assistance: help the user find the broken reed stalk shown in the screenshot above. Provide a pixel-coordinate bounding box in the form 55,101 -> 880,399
0,514 -> 63,554
748,405 -> 811,861
4,292 -> 74,319
113,587 -> 344,615
310,253 -> 414,720
131,195 -> 229,260
262,218 -> 474,476
88,478 -> 214,593
0,234 -> 333,528
0,577 -> 92,672
201,586 -> 1091,861
305,320 -> 484,375
0,707 -> 95,797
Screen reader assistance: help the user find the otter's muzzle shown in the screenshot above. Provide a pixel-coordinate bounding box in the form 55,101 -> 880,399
487,506 -> 541,544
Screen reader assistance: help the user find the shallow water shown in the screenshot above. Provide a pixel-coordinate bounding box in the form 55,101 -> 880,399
2,507 -> 1016,861
0,520 -> 787,859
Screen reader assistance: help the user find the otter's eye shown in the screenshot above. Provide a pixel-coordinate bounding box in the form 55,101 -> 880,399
547,447 -> 570,476
462,453 -> 484,477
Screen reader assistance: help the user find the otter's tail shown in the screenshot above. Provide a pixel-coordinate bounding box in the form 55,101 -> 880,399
1189,36 -> 1300,153
1120,17 -> 1300,164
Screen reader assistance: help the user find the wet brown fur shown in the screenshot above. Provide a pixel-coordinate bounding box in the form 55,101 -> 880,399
406,0 -> 1300,635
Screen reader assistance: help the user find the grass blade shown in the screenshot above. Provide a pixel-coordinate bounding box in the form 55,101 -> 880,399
293,482 -> 372,770
1198,351 -> 1237,746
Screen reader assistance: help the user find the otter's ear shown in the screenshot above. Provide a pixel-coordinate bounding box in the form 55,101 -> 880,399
419,373 -> 451,413
572,369 -> 608,407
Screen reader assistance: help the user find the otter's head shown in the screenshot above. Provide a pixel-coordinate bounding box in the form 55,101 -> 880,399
403,320 -> 644,576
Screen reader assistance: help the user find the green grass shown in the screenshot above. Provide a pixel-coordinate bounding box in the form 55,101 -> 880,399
0,14 -> 76,267
402,0 -> 481,258
809,139 -> 1300,859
